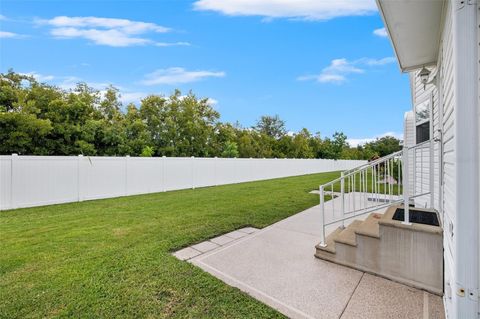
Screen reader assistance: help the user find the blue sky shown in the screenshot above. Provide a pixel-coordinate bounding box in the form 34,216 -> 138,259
0,0 -> 411,145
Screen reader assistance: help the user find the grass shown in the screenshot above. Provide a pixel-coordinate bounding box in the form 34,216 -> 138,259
0,171 -> 340,319
326,171 -> 403,195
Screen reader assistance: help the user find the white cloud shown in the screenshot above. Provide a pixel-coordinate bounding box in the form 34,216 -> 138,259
37,16 -> 188,47
141,67 -> 225,85
359,57 -> 396,66
18,71 -> 220,106
0,31 -> 26,39
193,0 -> 377,21
50,27 -> 151,47
20,72 -> 55,82
347,132 -> 403,147
155,41 -> 191,47
298,58 -> 363,84
57,76 -> 103,90
22,73 -> 112,91
119,93 -> 218,106
119,92 -> 148,105
42,16 -> 170,33
49,76 -> 150,105
373,27 -> 388,38
298,56 -> 395,84
206,98 -> 218,106
0,15 -> 6,21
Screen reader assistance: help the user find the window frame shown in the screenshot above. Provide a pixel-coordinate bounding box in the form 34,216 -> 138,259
414,95 -> 433,144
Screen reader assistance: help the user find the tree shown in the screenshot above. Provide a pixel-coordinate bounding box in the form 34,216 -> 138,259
140,90 -> 220,157
291,129 -> 314,158
221,141 -> 239,158
0,112 -> 52,155
253,114 -> 286,139
140,146 -> 154,157
0,70 -> 387,161
123,104 -> 152,156
364,136 -> 402,157
99,86 -> 122,121
236,131 -> 261,158
315,132 -> 348,160
331,132 -> 348,160
213,123 -> 239,156
0,70 -> 31,112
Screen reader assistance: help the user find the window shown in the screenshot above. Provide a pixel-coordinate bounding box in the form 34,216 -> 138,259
415,99 -> 431,144
416,122 -> 430,143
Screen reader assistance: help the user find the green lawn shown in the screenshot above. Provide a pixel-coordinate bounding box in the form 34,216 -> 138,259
0,171 -> 340,319
326,170 -> 403,195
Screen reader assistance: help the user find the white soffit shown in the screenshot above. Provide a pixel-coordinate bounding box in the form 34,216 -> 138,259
376,0 -> 445,72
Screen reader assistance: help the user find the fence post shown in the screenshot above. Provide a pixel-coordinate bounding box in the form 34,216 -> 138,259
402,148 -> 411,225
249,157 -> 253,181
162,156 -> 166,192
214,156 -> 218,186
191,156 -> 195,189
10,154 -> 17,209
234,157 -> 238,183
77,155 -> 83,202
125,155 -> 130,196
263,157 -> 266,180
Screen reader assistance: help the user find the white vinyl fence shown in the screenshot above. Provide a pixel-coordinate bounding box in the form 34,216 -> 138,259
0,154 -> 365,210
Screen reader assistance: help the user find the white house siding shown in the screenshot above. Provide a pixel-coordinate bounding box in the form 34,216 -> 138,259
439,1 -> 455,316
409,71 -> 439,210
478,4 -> 480,318
404,111 -> 415,147
408,3 -> 457,316
390,1 -> 479,316
451,1 -> 479,317
403,111 -> 415,193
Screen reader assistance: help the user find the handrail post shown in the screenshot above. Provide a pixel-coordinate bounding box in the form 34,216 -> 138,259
340,172 -> 345,228
402,148 -> 411,225
429,138 -> 435,208
319,185 -> 327,247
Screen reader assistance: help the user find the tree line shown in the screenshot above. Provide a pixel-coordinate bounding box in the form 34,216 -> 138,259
0,70 -> 401,159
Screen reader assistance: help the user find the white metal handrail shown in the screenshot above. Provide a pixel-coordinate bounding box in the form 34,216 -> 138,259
341,140 -> 431,177
329,150 -> 403,186
318,140 -> 433,247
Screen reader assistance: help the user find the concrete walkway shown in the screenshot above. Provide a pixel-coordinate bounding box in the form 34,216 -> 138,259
175,204 -> 445,319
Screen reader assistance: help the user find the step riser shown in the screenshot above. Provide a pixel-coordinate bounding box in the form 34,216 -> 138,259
354,234 -> 380,271
314,249 -> 443,295
315,207 -> 443,295
378,225 -> 443,291
332,242 -> 358,265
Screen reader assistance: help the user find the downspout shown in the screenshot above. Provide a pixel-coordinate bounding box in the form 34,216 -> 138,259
452,0 -> 479,317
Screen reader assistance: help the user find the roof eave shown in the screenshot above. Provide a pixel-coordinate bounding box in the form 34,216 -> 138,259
376,0 -> 445,73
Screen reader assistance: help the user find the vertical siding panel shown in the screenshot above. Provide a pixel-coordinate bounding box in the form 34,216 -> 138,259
439,2 -> 455,317
409,71 -> 438,208
409,3 -> 457,316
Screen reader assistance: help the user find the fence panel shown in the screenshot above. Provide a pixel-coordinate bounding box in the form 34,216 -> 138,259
81,157 -> 126,201
193,158 -> 216,188
0,155 -> 366,210
127,157 -> 165,195
0,156 -> 12,209
14,156 -> 79,208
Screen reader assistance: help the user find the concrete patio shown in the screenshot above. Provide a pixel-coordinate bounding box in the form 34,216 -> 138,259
174,204 -> 445,319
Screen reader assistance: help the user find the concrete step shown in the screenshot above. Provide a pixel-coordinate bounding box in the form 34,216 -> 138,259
316,213 -> 380,255
315,205 -> 444,295
335,220 -> 363,246
315,227 -> 342,254
354,212 -> 383,239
